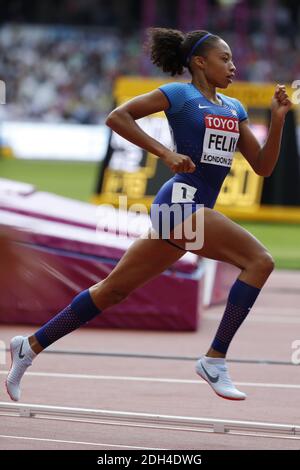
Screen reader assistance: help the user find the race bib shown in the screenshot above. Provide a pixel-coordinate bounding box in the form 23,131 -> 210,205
201,114 -> 239,167
171,182 -> 197,203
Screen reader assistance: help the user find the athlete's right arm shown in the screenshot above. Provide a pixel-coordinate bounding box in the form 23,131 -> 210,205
105,89 -> 195,174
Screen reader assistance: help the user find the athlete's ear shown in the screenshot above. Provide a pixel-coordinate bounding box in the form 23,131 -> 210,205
193,55 -> 207,70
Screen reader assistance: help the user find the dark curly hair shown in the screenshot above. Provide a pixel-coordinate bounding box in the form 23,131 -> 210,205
146,28 -> 221,76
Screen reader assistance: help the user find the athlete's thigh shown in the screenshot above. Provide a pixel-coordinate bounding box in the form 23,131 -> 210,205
168,207 -> 268,268
192,208 -> 268,268
104,229 -> 184,292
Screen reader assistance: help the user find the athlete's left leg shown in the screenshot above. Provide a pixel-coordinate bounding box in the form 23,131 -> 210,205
5,228 -> 185,401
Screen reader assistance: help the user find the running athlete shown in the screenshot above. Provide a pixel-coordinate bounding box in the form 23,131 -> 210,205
6,29 -> 291,401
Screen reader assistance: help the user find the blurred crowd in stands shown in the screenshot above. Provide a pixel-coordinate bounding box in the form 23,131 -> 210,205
0,0 -> 299,124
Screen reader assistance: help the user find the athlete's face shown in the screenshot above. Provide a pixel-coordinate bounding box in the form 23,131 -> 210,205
195,39 -> 236,88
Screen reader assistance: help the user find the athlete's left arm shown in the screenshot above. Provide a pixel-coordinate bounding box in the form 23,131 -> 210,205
237,84 -> 292,177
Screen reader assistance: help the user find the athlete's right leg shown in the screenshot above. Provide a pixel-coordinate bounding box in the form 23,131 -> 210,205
168,207 -> 274,400
6,228 -> 184,401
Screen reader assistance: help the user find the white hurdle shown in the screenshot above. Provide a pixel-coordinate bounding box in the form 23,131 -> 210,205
0,402 -> 299,439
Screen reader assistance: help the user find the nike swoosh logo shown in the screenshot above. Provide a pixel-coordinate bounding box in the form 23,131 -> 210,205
18,340 -> 25,359
201,363 -> 219,383
198,105 -> 210,109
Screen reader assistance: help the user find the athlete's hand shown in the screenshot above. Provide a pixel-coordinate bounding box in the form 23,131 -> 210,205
161,150 -> 196,173
271,84 -> 292,120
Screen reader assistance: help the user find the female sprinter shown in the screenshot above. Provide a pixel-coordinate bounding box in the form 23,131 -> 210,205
6,29 -> 291,401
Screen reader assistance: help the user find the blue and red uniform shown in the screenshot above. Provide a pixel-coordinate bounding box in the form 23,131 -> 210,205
150,82 -> 248,237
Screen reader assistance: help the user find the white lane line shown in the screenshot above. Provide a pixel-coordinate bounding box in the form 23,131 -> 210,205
0,370 -> 299,389
0,434 -> 165,450
206,313 -> 300,324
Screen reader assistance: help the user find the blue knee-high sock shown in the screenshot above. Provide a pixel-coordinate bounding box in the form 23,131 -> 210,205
35,289 -> 101,349
211,279 -> 261,355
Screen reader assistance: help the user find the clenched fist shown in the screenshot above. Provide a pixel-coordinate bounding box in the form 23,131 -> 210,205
161,150 -> 196,173
271,84 -> 292,120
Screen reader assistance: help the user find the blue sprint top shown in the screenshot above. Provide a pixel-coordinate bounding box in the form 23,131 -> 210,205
158,82 -> 248,193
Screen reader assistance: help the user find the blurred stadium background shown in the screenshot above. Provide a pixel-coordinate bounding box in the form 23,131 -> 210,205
2,2 -> 300,451
0,0 -> 300,270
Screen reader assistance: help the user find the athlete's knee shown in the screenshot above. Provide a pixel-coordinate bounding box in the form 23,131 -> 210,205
250,251 -> 275,275
110,286 -> 130,303
94,278 -> 130,305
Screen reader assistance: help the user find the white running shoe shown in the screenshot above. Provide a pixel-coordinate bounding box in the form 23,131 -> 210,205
195,355 -> 247,401
5,336 -> 36,402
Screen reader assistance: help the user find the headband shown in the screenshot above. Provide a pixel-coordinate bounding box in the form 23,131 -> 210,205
185,33 -> 212,66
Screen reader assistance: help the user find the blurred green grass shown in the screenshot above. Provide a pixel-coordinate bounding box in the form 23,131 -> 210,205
238,222 -> 300,270
1,158 -> 300,269
0,158 -> 99,202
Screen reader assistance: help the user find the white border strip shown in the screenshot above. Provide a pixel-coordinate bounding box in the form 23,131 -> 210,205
0,402 -> 299,438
